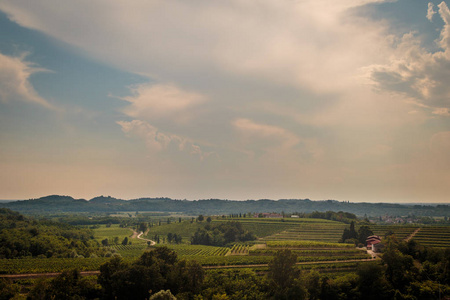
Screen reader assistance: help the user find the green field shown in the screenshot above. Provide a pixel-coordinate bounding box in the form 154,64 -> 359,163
412,226 -> 450,248
92,224 -> 134,243
2,217 -> 450,275
0,257 -> 110,274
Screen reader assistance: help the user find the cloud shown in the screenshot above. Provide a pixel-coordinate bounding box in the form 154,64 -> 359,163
427,2 -> 436,21
232,118 -> 325,161
432,107 -> 450,116
368,1 -> 450,115
121,83 -> 207,122
0,0 -> 393,95
5,0 -> 450,201
233,118 -> 300,150
0,52 -> 54,109
117,119 -> 208,159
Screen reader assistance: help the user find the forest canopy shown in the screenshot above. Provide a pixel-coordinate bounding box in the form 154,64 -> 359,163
0,208 -> 99,259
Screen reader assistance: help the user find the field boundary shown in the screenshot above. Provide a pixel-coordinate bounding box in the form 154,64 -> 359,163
0,258 -> 376,279
405,227 -> 421,242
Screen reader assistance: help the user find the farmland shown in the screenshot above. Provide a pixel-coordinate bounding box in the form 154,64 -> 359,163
1,215 -> 450,275
411,226 -> 450,248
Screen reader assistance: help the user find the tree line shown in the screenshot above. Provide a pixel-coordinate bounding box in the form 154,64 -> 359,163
191,221 -> 256,246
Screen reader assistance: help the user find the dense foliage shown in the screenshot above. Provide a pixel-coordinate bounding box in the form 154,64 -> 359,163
97,247 -> 204,300
0,208 -> 100,259
191,221 -> 256,246
293,210 -> 358,224
340,221 -> 374,245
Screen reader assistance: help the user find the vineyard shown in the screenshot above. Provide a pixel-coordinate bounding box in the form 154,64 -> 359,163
230,244 -> 250,255
0,257 -> 112,274
258,222 -> 421,243
370,225 -> 419,240
215,218 -> 341,239
411,226 -> 450,248
107,244 -> 150,257
162,244 -> 230,256
1,216 -> 449,275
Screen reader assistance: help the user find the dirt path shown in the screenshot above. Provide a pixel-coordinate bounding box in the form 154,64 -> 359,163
130,229 -> 139,239
366,249 -> 378,260
0,271 -> 101,279
135,231 -> 156,246
405,227 -> 421,242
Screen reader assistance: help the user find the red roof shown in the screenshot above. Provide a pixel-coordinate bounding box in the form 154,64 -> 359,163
367,239 -> 381,245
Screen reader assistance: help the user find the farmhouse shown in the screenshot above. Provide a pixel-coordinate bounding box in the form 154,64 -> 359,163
366,235 -> 382,250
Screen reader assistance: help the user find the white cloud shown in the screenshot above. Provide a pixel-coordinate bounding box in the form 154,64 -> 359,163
438,1 -> 450,49
0,52 -> 54,109
427,2 -> 436,21
121,83 -> 206,122
0,0 -> 392,95
368,1 -> 450,114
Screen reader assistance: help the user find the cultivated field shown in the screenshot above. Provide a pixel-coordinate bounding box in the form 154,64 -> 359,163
1,217 -> 450,275
411,226 -> 450,248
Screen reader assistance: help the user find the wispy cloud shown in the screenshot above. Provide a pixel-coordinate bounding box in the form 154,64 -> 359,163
117,119 -> 209,159
0,52 -> 55,109
233,118 -> 300,151
121,83 -> 207,122
427,2 -> 436,21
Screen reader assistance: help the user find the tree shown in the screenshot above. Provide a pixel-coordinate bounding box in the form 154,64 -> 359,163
167,259 -> 205,296
197,215 -> 204,222
206,216 -> 212,223
268,249 -> 299,291
341,221 -> 358,243
349,221 -> 358,239
357,226 -> 373,244
98,247 -> 203,300
0,278 -> 19,300
357,262 -> 391,300
31,269 -> 101,300
138,222 -> 148,233
382,239 -> 417,291
98,256 -> 129,299
149,289 -> 177,300
121,237 -> 129,246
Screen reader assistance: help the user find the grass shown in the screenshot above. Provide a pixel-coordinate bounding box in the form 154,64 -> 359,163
144,220 -> 204,242
92,224 -> 134,243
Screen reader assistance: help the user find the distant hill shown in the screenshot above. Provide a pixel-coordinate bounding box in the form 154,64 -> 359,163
0,195 -> 449,217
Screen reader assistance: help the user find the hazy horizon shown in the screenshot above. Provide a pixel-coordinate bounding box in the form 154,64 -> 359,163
1,195 -> 449,205
1,1 -> 450,203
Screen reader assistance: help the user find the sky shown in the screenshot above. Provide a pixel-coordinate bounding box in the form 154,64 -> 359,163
0,0 -> 450,203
